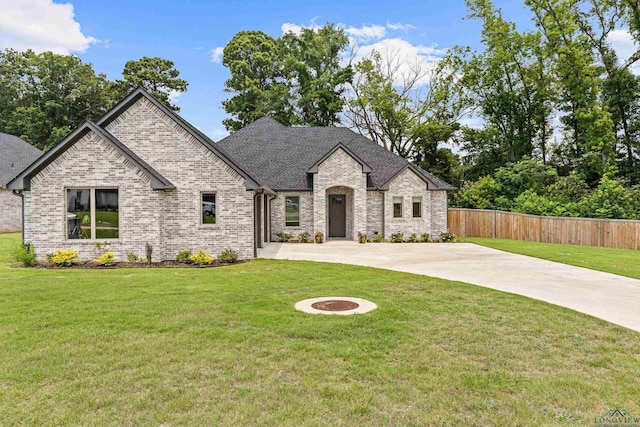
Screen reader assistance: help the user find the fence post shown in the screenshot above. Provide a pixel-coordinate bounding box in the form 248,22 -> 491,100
493,210 -> 496,239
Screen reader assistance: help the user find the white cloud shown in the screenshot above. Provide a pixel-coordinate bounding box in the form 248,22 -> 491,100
168,90 -> 181,104
344,24 -> 386,41
352,38 -> 448,86
210,46 -> 224,63
0,0 -> 97,54
208,127 -> 229,141
386,22 -> 416,32
281,19 -> 321,35
607,28 -> 639,74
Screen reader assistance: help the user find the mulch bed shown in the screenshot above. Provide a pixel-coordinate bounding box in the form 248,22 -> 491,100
26,259 -> 248,269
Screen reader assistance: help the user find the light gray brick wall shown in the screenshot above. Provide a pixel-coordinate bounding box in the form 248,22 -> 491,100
24,97 -> 254,262
24,132 -> 165,261
270,191 -> 313,240
105,97 -> 254,260
430,190 -> 449,236
313,148 -> 367,240
0,188 -> 22,232
366,191 -> 383,237
383,168 -> 447,239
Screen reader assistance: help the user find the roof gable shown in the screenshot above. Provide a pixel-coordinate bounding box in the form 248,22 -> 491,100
379,163 -> 445,190
307,143 -> 372,174
7,122 -> 174,191
94,87 -> 269,192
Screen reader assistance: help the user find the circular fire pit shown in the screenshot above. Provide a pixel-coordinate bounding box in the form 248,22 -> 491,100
311,300 -> 360,311
295,297 -> 377,315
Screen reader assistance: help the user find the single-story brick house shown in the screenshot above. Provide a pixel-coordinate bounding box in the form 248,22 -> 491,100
8,88 -> 453,261
0,132 -> 43,233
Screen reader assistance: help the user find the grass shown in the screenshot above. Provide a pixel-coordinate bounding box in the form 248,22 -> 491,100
1,232 -> 639,425
465,237 -> 640,280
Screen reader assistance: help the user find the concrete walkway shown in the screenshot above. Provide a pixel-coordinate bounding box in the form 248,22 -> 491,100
259,241 -> 640,332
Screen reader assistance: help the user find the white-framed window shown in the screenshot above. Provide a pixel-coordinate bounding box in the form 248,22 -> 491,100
201,192 -> 216,224
285,196 -> 300,226
66,188 -> 119,239
412,197 -> 422,218
393,196 -> 403,218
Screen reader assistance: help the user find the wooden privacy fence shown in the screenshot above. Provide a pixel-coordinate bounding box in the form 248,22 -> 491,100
448,208 -> 640,250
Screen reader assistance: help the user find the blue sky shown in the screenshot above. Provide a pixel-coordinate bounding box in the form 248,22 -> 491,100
1,0 -> 635,140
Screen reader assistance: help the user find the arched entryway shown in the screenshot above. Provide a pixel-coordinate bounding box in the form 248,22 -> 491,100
326,186 -> 354,239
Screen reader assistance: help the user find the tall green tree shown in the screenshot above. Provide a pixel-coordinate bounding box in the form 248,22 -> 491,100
221,30 -> 293,131
281,24 -> 353,126
462,0 -> 553,164
121,56 -> 188,111
0,49 -> 114,151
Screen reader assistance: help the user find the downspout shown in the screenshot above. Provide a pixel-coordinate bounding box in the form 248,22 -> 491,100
381,191 -> 385,239
12,190 -> 24,243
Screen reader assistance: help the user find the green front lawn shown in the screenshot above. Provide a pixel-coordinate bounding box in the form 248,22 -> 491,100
465,237 -> 640,280
1,232 -> 639,425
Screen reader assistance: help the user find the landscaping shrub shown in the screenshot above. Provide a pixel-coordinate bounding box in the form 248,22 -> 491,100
175,250 -> 193,264
390,232 -> 403,243
373,233 -> 385,243
315,230 -> 324,243
47,249 -> 78,267
95,252 -> 116,267
420,233 -> 430,242
357,232 -> 367,244
440,230 -> 457,243
276,232 -> 293,242
127,253 -> 140,263
407,233 -> 418,243
13,242 -> 36,267
298,231 -> 313,243
218,248 -> 239,264
189,249 -> 214,265
145,243 -> 153,264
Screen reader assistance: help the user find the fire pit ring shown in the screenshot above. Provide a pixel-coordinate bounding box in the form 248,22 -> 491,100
295,297 -> 377,315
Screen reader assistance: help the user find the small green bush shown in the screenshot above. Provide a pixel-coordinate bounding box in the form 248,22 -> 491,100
407,233 -> 418,243
372,233 -> 385,243
440,230 -> 457,243
189,249 -> 214,265
127,253 -> 140,263
218,248 -> 239,264
175,250 -> 193,264
298,231 -> 313,243
145,242 -> 153,264
276,232 -> 293,242
390,232 -> 403,243
420,233 -> 430,243
47,249 -> 78,267
13,242 -> 36,267
315,231 -> 324,243
95,252 -> 116,267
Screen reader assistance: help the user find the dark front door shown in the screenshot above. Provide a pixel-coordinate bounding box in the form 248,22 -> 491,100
328,195 -> 346,238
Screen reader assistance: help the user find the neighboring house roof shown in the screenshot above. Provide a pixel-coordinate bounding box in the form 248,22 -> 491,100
216,116 -> 455,191
95,87 -> 272,193
7,122 -> 175,191
0,132 -> 43,188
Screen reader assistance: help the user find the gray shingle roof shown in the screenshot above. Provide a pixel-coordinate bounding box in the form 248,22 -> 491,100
0,132 -> 42,188
216,117 -> 454,191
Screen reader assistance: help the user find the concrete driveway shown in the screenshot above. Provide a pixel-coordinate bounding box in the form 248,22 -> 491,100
259,241 -> 640,333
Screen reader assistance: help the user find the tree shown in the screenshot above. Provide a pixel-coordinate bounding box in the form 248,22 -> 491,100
281,23 -> 353,126
221,31 -> 292,131
121,56 -> 188,111
220,24 -> 352,131
462,0 -> 553,164
0,49 -> 114,151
